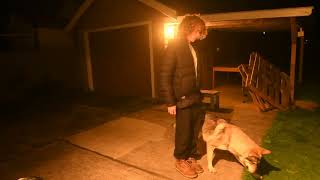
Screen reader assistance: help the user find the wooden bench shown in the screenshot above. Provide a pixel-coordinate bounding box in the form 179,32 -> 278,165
200,89 -> 220,111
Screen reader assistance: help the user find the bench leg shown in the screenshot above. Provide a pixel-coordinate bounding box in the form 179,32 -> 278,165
212,71 -> 215,88
210,95 -> 219,111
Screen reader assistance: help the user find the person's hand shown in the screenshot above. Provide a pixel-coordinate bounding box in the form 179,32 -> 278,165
167,105 -> 176,115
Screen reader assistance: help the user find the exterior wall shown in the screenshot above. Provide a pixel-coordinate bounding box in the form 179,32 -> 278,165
0,51 -> 42,105
37,28 -> 84,91
38,28 -> 75,49
0,28 -> 84,106
151,21 -> 166,98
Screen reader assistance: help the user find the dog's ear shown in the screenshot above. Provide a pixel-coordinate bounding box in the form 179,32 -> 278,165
260,148 -> 272,155
248,148 -> 260,158
217,118 -> 227,124
208,119 -> 217,123
214,123 -> 226,135
250,147 -> 271,158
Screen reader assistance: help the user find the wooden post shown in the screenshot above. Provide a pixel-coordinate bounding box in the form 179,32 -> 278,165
212,69 -> 215,88
290,17 -> 297,103
298,27 -> 305,84
83,31 -> 94,91
148,22 -> 156,98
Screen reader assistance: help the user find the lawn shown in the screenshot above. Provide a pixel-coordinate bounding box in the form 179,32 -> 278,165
243,83 -> 320,180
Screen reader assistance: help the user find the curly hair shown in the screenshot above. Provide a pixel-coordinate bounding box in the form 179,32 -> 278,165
178,14 -> 207,39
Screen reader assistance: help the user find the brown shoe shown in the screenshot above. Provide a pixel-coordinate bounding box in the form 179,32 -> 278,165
175,159 -> 198,178
187,157 -> 204,174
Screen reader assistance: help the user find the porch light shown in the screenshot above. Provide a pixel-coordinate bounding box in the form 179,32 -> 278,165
164,23 -> 178,47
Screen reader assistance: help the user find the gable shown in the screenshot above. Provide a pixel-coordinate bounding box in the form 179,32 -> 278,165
76,0 -> 168,30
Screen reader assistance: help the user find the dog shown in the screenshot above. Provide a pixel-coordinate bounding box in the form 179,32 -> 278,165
202,117 -> 271,174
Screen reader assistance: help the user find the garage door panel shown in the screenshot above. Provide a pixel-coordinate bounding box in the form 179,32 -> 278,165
89,25 -> 151,96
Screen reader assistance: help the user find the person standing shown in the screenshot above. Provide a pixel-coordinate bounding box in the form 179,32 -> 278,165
159,14 -> 208,178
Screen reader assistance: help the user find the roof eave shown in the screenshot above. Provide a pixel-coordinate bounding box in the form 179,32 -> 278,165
200,6 -> 314,22
65,0 -> 177,32
64,0 -> 95,32
138,0 -> 177,19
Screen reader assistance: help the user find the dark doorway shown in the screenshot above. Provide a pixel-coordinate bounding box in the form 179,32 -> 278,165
89,25 -> 151,96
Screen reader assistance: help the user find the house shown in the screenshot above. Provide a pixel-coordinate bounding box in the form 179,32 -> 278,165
1,0 -> 313,106
67,0 -> 177,98
69,0 -> 313,102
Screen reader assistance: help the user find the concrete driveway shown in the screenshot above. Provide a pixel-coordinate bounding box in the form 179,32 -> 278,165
0,84 -> 276,180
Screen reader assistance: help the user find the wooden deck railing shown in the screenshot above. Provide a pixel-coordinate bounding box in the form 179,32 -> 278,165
239,52 -> 291,111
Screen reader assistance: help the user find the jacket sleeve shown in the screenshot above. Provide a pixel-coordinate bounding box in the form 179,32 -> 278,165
159,42 -> 177,106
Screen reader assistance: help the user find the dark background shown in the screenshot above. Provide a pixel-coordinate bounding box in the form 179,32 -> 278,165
0,0 -> 319,98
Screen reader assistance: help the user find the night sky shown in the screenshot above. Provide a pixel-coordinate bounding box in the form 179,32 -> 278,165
1,0 -> 319,67
0,0 -> 84,30
0,0 -> 319,31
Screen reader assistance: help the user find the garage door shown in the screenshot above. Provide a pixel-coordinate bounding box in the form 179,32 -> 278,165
89,25 -> 151,96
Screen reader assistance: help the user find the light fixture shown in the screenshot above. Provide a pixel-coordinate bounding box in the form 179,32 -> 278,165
164,23 -> 178,47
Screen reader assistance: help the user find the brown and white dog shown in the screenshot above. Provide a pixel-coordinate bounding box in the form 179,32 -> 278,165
202,117 -> 271,174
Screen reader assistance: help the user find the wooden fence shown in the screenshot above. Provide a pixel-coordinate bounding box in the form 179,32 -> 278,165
239,52 -> 291,111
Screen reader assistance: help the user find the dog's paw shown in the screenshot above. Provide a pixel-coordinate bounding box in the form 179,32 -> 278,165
208,167 -> 217,173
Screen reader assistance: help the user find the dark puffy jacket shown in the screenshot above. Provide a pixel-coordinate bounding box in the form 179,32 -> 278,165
159,37 -> 200,106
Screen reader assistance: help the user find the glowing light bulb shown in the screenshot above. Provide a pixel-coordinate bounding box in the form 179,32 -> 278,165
164,24 -> 176,40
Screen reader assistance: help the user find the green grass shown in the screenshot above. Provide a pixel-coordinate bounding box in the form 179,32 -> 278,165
243,84 -> 320,180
